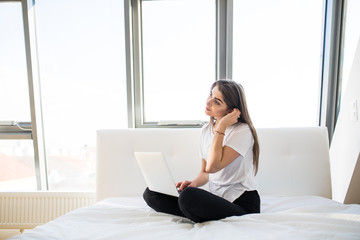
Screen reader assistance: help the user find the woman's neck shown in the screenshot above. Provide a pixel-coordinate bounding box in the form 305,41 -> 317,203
212,117 -> 223,131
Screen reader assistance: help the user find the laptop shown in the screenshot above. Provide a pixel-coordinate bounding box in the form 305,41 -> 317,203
134,152 -> 180,197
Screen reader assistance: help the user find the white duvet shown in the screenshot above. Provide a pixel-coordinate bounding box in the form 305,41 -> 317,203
11,195 -> 360,240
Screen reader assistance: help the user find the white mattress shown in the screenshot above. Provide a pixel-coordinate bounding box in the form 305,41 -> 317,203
12,195 -> 360,240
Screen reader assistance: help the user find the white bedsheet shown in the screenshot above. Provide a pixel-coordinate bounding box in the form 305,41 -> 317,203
12,195 -> 360,240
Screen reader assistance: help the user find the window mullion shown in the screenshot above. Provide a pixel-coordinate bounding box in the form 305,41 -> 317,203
125,0 -> 135,128
21,0 -> 48,190
320,0 -> 345,142
125,0 -> 144,128
216,0 -> 233,80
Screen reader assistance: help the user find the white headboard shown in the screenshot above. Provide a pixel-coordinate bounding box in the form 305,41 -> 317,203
96,127 -> 331,201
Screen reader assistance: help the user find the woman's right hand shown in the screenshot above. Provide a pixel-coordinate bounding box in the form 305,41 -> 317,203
176,180 -> 196,192
218,108 -> 241,129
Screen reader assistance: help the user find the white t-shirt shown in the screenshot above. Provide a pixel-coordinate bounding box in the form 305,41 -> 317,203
200,122 -> 257,203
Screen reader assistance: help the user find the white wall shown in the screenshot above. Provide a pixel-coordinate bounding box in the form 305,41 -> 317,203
330,37 -> 360,203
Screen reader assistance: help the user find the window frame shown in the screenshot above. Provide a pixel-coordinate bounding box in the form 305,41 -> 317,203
125,0 -> 345,137
320,0 -> 346,141
125,0 -> 233,128
0,0 -> 48,190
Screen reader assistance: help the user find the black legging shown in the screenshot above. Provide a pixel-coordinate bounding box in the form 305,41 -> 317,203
143,187 -> 260,223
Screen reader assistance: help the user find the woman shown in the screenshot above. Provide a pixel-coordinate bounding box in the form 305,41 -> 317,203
143,80 -> 260,223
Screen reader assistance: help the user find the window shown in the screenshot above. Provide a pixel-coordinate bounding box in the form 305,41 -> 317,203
0,2 -> 36,190
139,0 -> 216,125
232,0 -> 324,127
1,0 -> 348,191
0,2 -> 31,122
36,0 -> 127,191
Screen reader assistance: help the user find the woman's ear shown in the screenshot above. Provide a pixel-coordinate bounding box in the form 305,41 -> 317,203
226,109 -> 233,114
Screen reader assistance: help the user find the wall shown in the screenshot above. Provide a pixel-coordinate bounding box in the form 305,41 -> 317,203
344,153 -> 360,204
330,37 -> 360,203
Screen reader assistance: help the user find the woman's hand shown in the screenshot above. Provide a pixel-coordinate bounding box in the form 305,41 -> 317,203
218,108 -> 241,130
176,180 -> 196,192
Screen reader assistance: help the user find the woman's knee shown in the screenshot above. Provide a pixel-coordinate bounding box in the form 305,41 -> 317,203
178,187 -> 200,210
179,187 -> 195,201
143,187 -> 171,208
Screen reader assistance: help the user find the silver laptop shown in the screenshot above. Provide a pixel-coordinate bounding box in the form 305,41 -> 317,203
134,152 -> 180,197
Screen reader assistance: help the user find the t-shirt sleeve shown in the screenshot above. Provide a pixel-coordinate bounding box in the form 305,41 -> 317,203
224,125 -> 254,157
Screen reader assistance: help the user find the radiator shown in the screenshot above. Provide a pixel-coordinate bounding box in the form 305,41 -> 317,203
0,192 -> 95,229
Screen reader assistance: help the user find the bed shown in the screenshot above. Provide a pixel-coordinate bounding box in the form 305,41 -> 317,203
12,128 -> 360,240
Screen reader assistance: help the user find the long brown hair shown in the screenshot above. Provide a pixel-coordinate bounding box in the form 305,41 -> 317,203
210,80 -> 260,175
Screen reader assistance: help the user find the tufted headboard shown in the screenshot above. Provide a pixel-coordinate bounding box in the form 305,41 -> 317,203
96,127 -> 331,201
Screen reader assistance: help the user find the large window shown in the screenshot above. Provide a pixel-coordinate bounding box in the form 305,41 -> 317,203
0,2 -> 36,190
35,0 -> 127,191
132,0 -> 325,128
140,0 -> 215,125
233,0 -> 324,127
1,0 -> 350,191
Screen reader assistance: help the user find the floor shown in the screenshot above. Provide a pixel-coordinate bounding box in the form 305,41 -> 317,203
0,230 -> 22,240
